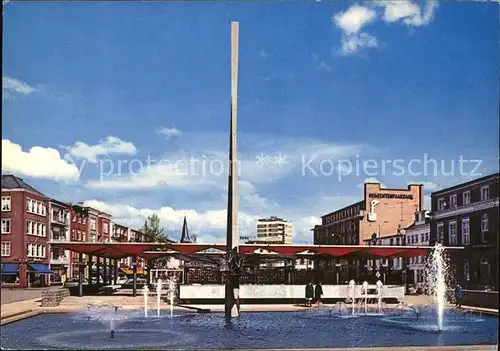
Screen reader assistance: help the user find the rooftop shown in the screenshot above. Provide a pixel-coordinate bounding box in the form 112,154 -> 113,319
1,174 -> 46,198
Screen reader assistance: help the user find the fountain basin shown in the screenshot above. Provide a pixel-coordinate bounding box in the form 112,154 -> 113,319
1,308 -> 497,350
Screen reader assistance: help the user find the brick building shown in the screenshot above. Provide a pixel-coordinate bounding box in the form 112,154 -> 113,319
1,175 -> 51,288
312,182 -> 423,283
430,172 -> 499,290
313,183 -> 424,245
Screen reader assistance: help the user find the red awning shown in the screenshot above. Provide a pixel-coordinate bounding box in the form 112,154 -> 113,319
49,242 -> 166,259
49,242 -> 457,260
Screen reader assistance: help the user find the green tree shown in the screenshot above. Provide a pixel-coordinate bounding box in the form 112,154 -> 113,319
142,213 -> 168,243
191,234 -> 198,243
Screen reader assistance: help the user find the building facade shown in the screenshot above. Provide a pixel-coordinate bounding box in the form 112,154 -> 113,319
364,230 -> 406,284
48,199 -> 72,282
314,183 -> 424,245
430,172 -> 499,290
404,210 -> 430,288
1,175 -> 51,288
250,216 -> 293,244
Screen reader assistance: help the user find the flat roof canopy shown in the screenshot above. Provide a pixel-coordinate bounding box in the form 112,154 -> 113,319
49,242 -> 165,259
50,242 -> 462,260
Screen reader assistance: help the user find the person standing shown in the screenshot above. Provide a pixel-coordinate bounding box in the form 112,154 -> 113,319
314,281 -> 324,306
455,283 -> 463,308
305,282 -> 314,307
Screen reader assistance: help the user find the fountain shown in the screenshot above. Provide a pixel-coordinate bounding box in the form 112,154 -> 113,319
77,304 -> 140,339
166,277 -> 177,318
426,243 -> 449,331
348,279 -> 356,316
143,285 -> 149,318
156,278 -> 163,318
362,281 -> 369,315
376,280 -> 383,315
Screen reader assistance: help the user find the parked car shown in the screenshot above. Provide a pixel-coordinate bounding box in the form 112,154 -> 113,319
116,276 -> 128,285
63,277 -> 88,288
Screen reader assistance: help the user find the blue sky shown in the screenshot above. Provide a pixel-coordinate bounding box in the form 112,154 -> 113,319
2,1 -> 499,243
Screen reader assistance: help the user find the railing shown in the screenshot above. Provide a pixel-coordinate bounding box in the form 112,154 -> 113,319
51,214 -> 69,225
50,255 -> 69,264
51,235 -> 69,242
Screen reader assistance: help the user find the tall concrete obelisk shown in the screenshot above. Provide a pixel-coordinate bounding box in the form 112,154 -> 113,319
227,21 -> 239,252
225,21 -> 240,323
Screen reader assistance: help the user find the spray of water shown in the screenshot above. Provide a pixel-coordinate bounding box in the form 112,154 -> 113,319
349,280 -> 356,316
425,243 -> 450,331
143,285 -> 149,318
156,279 -> 163,318
376,280 -> 383,315
362,281 -> 369,315
167,277 -> 177,318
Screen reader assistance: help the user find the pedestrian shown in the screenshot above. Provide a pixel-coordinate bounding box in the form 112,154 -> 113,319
305,282 -> 314,307
314,281 -> 324,306
455,283 -> 463,308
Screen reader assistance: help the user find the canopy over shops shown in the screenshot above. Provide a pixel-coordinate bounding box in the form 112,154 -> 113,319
49,241 -> 460,260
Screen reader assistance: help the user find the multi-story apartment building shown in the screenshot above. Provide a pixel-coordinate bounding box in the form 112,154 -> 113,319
249,216 -> 293,244
430,172 -> 499,290
1,175 -> 51,288
48,199 -> 71,281
313,183 -> 424,245
404,210 -> 430,288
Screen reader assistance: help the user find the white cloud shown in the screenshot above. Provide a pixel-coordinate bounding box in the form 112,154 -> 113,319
1,139 -> 80,181
317,61 -> 332,71
158,127 -> 182,140
333,5 -> 377,34
375,0 -> 438,27
63,136 -> 137,163
333,5 -> 379,56
333,1 -> 438,55
83,192 -> 361,244
2,77 -> 39,95
340,32 -> 378,56
85,133 -> 367,191
407,180 -> 440,192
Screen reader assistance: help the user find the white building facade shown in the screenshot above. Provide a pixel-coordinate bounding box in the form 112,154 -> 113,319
250,216 -> 293,244
405,210 -> 430,288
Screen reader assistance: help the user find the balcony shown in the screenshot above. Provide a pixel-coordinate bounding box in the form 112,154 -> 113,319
51,212 -> 69,225
50,255 -> 69,265
51,235 -> 69,242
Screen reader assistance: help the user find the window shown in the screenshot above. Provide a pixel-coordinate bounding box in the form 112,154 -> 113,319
450,194 -> 457,208
26,221 -> 46,237
464,260 -> 470,282
461,218 -> 470,245
425,232 -> 429,242
448,221 -> 457,245
437,223 -> 444,243
462,191 -> 471,205
27,244 -> 46,258
481,213 -> 489,243
1,241 -> 11,256
1,219 -> 11,234
481,186 -> 489,201
1,196 -> 11,211
437,198 -> 445,210
26,198 -> 46,216
90,218 -> 96,231
420,233 -> 424,243
103,223 -> 109,234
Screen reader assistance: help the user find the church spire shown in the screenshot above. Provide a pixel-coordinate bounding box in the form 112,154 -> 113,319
180,215 -> 191,243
